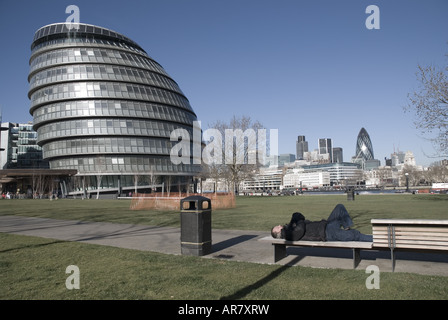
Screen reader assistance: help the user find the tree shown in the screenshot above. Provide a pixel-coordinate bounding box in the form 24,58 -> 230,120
401,165 -> 422,187
206,115 -> 267,194
199,162 -> 223,193
94,156 -> 106,199
405,52 -> 448,157
423,163 -> 448,184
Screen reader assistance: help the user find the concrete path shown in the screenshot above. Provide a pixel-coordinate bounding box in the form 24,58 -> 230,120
1,215 -> 447,276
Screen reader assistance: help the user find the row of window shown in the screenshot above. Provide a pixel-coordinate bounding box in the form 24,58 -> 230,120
30,46 -> 166,79
32,100 -> 196,128
30,64 -> 182,95
32,27 -> 146,56
37,119 -> 192,142
42,137 -> 175,158
30,81 -> 192,112
18,131 -> 38,139
50,155 -> 199,174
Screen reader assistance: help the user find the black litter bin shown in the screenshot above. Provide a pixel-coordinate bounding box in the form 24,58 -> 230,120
180,195 -> 212,256
347,187 -> 355,201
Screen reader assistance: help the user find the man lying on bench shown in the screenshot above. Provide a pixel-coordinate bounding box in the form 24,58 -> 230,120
270,204 -> 372,242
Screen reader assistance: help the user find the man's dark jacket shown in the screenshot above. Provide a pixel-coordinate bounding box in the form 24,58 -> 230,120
281,212 -> 327,241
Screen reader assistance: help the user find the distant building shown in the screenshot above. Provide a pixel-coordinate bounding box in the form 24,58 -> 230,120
391,151 -> 406,167
278,153 -> 295,167
283,168 -> 330,189
318,138 -> 333,163
332,147 -> 343,163
240,167 -> 283,192
390,150 -> 416,168
302,162 -> 363,186
353,128 -> 374,161
296,135 -> 308,160
0,122 -> 48,169
364,159 -> 381,171
352,128 -> 380,170
303,149 -> 330,163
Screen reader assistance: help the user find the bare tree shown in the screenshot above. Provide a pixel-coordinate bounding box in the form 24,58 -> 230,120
405,52 -> 448,157
206,115 -> 266,194
94,156 -> 106,199
148,165 -> 158,193
200,163 -> 224,193
402,165 -> 423,187
133,174 -> 140,194
165,175 -> 172,197
424,163 -> 448,184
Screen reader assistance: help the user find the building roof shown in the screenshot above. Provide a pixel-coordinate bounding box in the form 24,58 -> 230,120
0,168 -> 77,179
31,23 -> 145,52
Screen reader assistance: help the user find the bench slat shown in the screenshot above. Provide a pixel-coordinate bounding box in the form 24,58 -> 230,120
371,219 -> 448,225
372,226 -> 448,233
373,243 -> 448,250
373,233 -> 448,240
373,230 -> 448,235
374,238 -> 448,245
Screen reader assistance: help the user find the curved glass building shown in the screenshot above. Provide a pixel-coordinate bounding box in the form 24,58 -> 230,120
28,23 -> 200,195
355,127 -> 374,161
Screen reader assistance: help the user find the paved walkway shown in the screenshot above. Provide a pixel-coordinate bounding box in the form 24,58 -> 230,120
1,215 -> 447,276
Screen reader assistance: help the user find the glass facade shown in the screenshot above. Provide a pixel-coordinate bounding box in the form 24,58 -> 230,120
29,23 -> 200,193
0,122 -> 49,169
355,128 -> 374,161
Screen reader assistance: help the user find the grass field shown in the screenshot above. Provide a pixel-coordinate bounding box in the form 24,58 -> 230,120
1,193 -> 447,233
1,194 -> 448,300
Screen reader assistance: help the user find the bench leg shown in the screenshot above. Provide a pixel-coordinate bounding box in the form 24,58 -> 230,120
353,248 -> 361,269
273,244 -> 287,262
390,248 -> 396,272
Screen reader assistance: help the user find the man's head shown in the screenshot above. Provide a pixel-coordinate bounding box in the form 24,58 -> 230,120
271,225 -> 284,239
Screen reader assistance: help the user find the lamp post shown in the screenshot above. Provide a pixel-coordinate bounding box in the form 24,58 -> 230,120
405,172 -> 409,193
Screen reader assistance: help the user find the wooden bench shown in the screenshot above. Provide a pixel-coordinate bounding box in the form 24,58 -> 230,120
371,219 -> 448,271
259,236 -> 373,269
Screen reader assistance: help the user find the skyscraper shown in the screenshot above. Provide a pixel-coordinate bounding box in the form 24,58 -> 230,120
332,147 -> 343,163
28,23 -> 200,194
318,138 -> 332,163
296,135 -> 308,160
351,127 -> 379,169
354,128 -> 374,161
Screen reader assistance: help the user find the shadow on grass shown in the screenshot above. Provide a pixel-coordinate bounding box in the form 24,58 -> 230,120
220,256 -> 303,300
212,235 -> 258,253
0,239 -> 65,254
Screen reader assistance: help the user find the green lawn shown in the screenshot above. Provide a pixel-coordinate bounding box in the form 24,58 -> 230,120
2,232 -> 448,300
1,194 -> 448,300
1,193 -> 447,234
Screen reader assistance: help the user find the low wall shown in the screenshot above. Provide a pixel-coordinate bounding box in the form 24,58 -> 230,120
130,192 -> 235,210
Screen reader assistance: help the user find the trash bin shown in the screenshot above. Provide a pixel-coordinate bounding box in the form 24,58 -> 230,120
180,195 -> 212,256
347,187 -> 355,201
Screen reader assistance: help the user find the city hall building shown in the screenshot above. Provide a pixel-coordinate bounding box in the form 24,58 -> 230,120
28,23 -> 201,196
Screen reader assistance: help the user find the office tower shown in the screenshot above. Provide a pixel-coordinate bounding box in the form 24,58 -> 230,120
296,135 -> 308,160
354,128 -> 374,161
318,138 -> 332,163
332,147 -> 343,163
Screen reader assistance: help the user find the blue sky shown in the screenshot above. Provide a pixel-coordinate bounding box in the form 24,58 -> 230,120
1,0 -> 447,166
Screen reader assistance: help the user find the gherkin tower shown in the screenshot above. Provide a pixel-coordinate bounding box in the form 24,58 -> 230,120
355,127 -> 374,161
